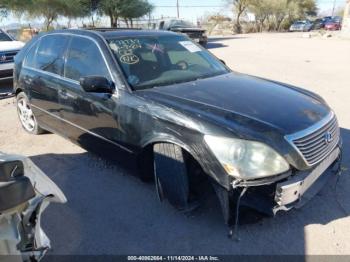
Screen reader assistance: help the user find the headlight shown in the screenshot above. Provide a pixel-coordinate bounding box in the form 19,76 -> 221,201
204,135 -> 289,179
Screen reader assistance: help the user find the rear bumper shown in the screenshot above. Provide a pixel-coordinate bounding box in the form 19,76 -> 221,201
0,62 -> 14,80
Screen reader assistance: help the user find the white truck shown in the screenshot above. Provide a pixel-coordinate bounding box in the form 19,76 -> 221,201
0,29 -> 25,81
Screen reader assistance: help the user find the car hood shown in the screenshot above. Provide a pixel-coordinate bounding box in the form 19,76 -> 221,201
137,73 -> 330,137
0,41 -> 25,51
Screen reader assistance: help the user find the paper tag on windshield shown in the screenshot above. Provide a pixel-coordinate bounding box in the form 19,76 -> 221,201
179,41 -> 202,53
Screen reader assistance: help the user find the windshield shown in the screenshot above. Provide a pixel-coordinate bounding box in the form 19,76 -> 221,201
169,20 -> 195,28
0,32 -> 13,41
107,35 -> 229,90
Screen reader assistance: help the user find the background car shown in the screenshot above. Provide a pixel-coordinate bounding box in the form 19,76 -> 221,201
312,18 -> 326,30
158,19 -> 208,47
325,17 -> 342,30
289,20 -> 313,32
0,29 -> 24,81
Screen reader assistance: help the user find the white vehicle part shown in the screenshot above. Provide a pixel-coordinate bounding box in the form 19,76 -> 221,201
0,152 -> 66,261
0,41 -> 25,52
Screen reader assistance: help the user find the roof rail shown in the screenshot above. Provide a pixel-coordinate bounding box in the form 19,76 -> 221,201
83,27 -> 142,32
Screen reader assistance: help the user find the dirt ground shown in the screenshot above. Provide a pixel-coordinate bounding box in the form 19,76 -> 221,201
0,32 -> 349,255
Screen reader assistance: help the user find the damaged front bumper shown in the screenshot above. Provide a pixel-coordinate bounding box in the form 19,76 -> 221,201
214,147 -> 342,225
273,147 -> 341,214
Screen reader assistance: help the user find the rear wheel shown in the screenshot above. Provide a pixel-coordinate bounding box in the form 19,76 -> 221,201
16,92 -> 45,135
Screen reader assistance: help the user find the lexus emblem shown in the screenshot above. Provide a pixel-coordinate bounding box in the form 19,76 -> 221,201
324,132 -> 333,144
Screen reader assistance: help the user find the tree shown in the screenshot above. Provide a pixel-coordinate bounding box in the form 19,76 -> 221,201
206,14 -> 231,34
246,0 -> 317,32
0,7 -> 7,22
0,0 -> 88,30
98,0 -> 122,27
227,0 -> 253,33
269,0 -> 290,31
298,0 -> 317,17
98,0 -> 153,27
79,0 -> 102,27
120,0 -> 154,27
249,0 -> 273,32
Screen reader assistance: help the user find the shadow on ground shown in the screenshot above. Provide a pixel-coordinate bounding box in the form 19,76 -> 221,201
206,36 -> 246,49
209,36 -> 246,42
206,42 -> 228,49
31,128 -> 350,255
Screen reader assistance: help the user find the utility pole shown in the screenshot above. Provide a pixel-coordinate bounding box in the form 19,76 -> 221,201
331,0 -> 337,16
177,0 -> 180,18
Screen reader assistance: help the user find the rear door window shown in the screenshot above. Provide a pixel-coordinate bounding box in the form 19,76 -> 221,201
34,35 -> 69,75
64,37 -> 110,82
24,41 -> 39,68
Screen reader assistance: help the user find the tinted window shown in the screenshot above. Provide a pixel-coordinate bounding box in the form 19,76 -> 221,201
24,41 -> 39,68
64,37 -> 110,82
35,35 -> 69,75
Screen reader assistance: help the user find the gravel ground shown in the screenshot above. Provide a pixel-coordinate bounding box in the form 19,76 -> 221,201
0,32 -> 349,255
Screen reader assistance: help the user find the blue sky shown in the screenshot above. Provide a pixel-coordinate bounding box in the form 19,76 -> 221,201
0,0 -> 347,26
148,0 -> 346,21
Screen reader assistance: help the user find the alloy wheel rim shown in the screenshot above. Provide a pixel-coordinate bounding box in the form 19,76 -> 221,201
17,98 -> 35,132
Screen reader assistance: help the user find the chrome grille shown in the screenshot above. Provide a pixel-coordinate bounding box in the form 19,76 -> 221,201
0,50 -> 19,64
288,114 -> 340,166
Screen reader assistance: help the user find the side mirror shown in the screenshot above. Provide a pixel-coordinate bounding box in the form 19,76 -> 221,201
79,76 -> 113,94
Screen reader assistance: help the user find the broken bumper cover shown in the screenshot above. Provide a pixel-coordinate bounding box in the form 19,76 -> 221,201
273,147 -> 341,214
214,146 -> 342,225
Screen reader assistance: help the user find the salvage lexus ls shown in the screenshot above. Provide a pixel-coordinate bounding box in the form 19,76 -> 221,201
13,29 -> 342,226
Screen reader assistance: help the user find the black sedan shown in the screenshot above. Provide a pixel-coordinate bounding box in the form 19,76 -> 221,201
13,29 -> 342,230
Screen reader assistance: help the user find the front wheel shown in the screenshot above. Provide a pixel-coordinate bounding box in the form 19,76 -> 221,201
16,92 -> 45,135
153,143 -> 190,209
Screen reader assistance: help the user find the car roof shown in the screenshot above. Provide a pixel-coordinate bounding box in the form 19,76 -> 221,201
45,28 -> 179,40
98,29 -> 179,39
